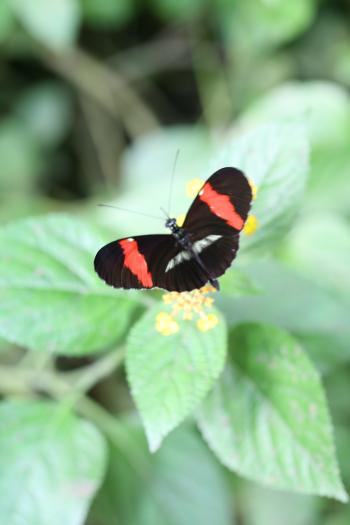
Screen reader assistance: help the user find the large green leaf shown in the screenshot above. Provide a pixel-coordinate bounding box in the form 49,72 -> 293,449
220,267 -> 262,297
219,259 -> 350,369
211,123 -> 309,253
197,324 -> 348,501
10,0 -> 81,49
281,213 -> 350,296
240,82 -> 350,151
126,303 -> 227,451
239,82 -> 350,217
0,399 -> 107,525
88,422 -> 233,525
0,214 -> 139,355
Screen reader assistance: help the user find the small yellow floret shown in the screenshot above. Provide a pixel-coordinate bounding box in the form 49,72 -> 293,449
176,214 -> 186,227
156,312 -> 179,336
201,284 -> 217,294
156,285 -> 218,334
197,313 -> 219,332
186,178 -> 204,198
249,180 -> 258,200
243,214 -> 259,236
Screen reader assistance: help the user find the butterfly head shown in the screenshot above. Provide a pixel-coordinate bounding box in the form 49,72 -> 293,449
165,217 -> 178,232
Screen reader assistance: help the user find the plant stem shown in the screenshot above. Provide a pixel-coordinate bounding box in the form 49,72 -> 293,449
38,46 -> 160,137
75,395 -> 149,473
0,351 -> 150,474
67,347 -> 125,394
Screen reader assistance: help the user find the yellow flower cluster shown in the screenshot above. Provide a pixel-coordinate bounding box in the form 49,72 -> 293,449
156,285 -> 218,336
155,312 -> 180,336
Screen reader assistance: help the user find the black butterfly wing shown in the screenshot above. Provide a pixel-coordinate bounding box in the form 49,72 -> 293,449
94,167 -> 252,292
94,234 -> 209,292
181,167 -> 252,280
183,167 -> 252,236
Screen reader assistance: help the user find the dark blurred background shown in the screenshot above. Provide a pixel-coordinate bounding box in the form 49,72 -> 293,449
1,0 -> 350,216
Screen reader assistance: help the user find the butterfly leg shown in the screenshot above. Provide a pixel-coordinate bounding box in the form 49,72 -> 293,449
188,246 -> 220,291
210,278 -> 220,290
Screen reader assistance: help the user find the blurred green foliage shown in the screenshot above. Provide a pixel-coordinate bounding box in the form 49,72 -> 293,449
1,0 -> 350,524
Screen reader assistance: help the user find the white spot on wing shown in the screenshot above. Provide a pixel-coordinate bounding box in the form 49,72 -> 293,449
165,250 -> 192,272
193,234 -> 222,254
127,238 -> 134,242
165,234 -> 222,272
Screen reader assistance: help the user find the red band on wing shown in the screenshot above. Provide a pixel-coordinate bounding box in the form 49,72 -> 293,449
119,239 -> 153,288
199,183 -> 244,230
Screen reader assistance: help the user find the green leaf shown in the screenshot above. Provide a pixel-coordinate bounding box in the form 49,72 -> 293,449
306,150 -> 350,217
240,81 -> 350,151
294,331 -> 350,374
10,0 -> 81,49
0,399 -> 107,525
219,259 -> 350,369
16,82 -> 72,147
241,83 -> 350,218
323,507 -> 350,525
82,0 -> 135,28
220,267 -> 262,297
88,421 -> 233,525
149,0 -> 205,21
221,259 -> 350,335
197,324 -> 348,501
211,123 -> 309,253
126,303 -> 227,451
0,214 -> 140,355
239,483 -> 319,525
0,1 -> 15,42
281,213 -> 350,296
223,0 -> 316,50
0,117 -> 42,194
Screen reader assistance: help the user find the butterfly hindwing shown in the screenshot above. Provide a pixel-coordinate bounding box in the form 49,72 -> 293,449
94,234 -> 209,291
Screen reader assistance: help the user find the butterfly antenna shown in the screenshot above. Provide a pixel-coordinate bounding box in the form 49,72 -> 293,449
98,204 -> 163,221
167,149 -> 180,216
160,206 -> 170,219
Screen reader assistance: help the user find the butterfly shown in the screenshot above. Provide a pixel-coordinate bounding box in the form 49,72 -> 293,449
94,167 -> 252,292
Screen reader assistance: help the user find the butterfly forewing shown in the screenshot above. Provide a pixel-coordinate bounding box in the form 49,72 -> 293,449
183,167 -> 252,237
180,167 -> 252,280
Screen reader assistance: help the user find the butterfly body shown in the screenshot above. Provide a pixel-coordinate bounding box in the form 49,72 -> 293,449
94,167 -> 252,292
165,218 -> 220,290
